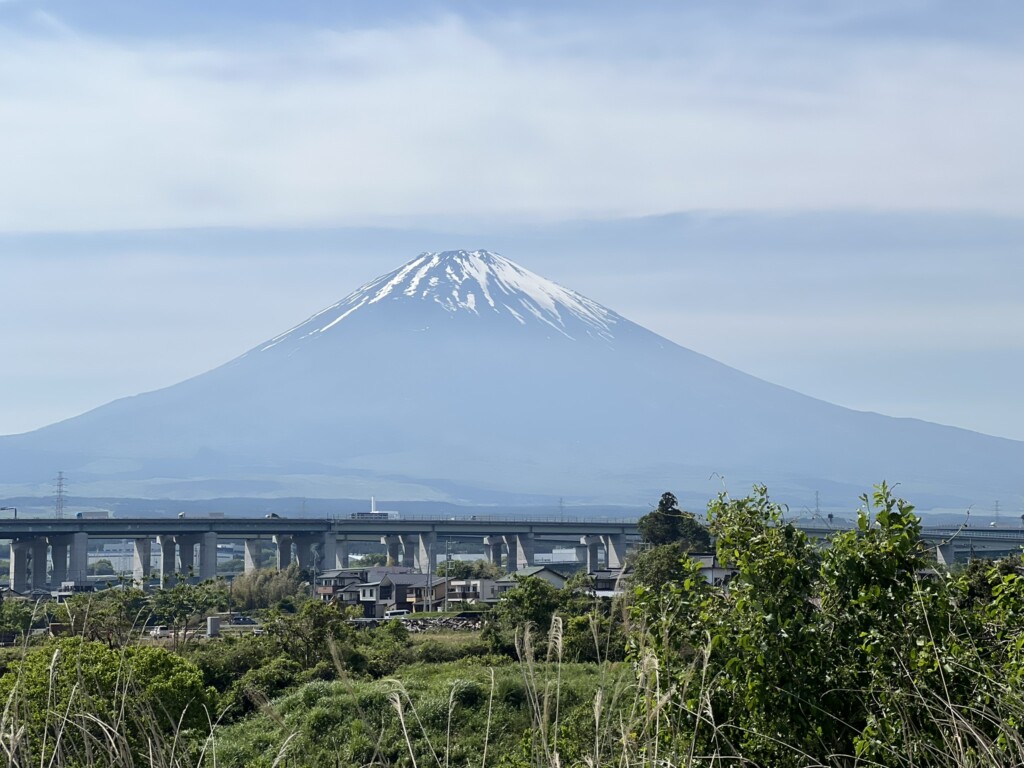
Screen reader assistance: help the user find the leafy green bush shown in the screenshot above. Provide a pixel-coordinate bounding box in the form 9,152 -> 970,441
0,636 -> 215,765
208,659 -> 617,768
632,483 -> 1024,767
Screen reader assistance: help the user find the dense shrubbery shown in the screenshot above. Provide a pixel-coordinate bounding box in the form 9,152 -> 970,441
211,658 -> 625,768
228,563 -> 308,611
0,636 -> 216,765
632,483 -> 1024,767
483,571 -> 628,662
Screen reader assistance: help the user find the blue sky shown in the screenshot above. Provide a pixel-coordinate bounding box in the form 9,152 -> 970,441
1,1 -> 1022,442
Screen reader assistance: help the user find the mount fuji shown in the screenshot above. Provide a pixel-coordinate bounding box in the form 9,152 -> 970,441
2,249 -> 1022,508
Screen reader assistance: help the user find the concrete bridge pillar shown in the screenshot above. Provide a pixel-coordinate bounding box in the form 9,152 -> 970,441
936,541 -> 956,567
399,535 -> 417,568
132,538 -> 152,584
68,532 -> 89,584
157,535 -> 177,588
274,535 -> 293,570
417,532 -> 436,575
484,536 -> 504,569
176,535 -> 198,580
382,535 -> 402,566
30,540 -> 48,589
504,533 -> 534,572
244,538 -> 265,572
318,534 -> 337,571
334,538 -> 349,569
575,545 -> 588,566
580,536 -> 602,573
199,532 -> 218,581
601,534 -> 627,569
50,538 -> 69,586
9,541 -> 29,593
294,537 -> 315,571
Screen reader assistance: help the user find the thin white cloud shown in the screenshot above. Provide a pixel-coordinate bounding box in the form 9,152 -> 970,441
0,10 -> 1021,232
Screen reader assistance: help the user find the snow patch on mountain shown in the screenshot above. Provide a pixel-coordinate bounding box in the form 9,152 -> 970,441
259,249 -> 619,352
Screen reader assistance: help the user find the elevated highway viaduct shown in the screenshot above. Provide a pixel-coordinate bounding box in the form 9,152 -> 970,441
796,524 -> 1024,565
0,516 -> 639,592
3,515 -> 1010,593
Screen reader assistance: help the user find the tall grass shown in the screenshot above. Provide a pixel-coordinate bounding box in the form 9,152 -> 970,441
3,603 -> 1024,767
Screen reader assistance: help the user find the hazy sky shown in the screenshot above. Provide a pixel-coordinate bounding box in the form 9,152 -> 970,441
1,2 -> 1022,441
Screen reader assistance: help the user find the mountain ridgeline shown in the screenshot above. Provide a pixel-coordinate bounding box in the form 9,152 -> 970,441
1,249 -> 1021,508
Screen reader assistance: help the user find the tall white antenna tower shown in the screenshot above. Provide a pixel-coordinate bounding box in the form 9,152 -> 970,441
54,471 -> 66,519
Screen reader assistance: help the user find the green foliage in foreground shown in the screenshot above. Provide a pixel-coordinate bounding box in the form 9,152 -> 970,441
209,657 -> 629,768
0,636 -> 216,766
632,482 -> 1024,767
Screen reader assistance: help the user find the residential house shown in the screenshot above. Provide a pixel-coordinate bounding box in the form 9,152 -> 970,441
495,566 -> 567,595
356,572 -> 446,618
589,568 -> 627,598
314,566 -> 417,611
446,577 -> 500,607
409,577 -> 451,612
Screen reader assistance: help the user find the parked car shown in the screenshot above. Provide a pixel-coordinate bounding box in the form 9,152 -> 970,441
384,609 -> 410,619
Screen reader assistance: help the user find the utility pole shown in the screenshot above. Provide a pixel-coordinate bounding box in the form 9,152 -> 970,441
426,539 -> 433,613
443,538 -> 451,614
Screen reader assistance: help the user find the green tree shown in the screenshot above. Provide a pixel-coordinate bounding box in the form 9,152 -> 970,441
637,491 -> 710,550
0,597 -> 33,640
815,482 -> 984,763
88,557 -> 116,576
708,486 -> 823,764
435,558 -> 504,579
219,556 -> 245,575
228,562 -> 307,611
436,559 -> 473,579
264,598 -> 354,669
497,575 -> 561,631
150,579 -> 224,647
485,575 -> 562,656
632,483 -> 1024,767
62,583 -> 151,646
629,541 -> 694,588
633,486 -> 824,766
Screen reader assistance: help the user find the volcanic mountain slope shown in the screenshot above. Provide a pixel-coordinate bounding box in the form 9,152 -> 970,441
2,249 -> 1022,507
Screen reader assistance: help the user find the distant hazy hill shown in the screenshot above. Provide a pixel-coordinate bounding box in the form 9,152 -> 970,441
1,249 -> 1020,509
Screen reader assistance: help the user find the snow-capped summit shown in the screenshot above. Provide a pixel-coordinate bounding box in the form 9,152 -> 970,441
260,250 -> 619,353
